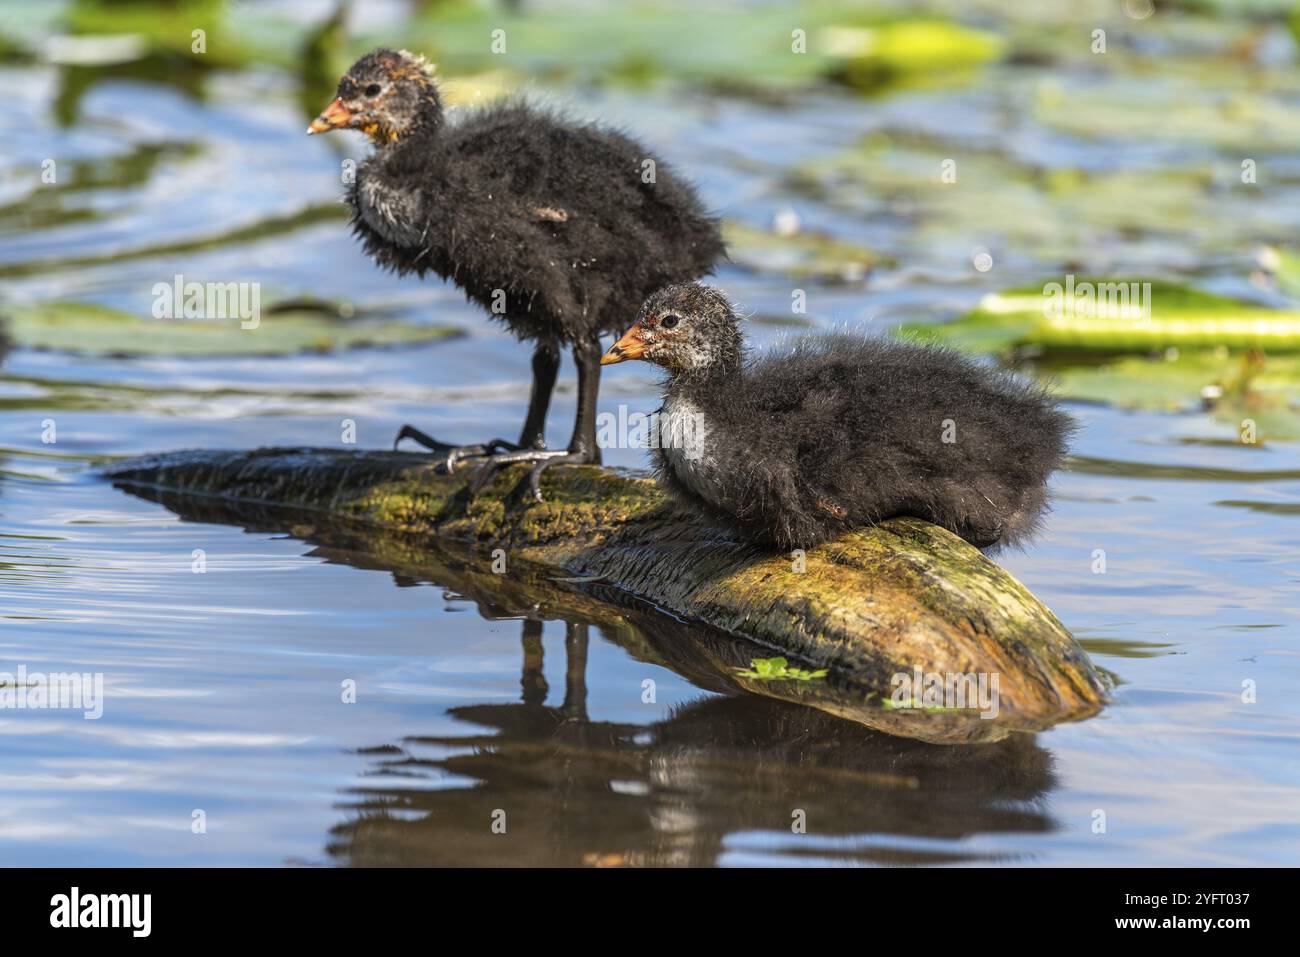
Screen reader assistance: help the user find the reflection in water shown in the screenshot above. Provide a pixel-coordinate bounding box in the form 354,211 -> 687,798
328,618 -> 1058,867
1069,455 -> 1300,483
54,57 -> 209,127
108,483 -> 1061,866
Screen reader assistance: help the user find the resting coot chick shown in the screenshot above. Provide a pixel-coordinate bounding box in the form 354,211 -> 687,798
601,283 -> 1075,551
307,49 -> 725,493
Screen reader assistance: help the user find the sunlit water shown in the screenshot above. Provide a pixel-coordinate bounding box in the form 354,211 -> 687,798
2,19 -> 1299,866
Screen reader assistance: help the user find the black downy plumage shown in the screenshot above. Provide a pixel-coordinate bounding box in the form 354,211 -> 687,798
308,48 -> 726,494
601,282 -> 1076,551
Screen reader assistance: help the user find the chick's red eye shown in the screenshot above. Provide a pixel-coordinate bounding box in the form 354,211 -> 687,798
365,84 -> 382,96
661,314 -> 680,329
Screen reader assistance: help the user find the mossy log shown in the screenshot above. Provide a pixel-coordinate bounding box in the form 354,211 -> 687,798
103,447 -> 1106,743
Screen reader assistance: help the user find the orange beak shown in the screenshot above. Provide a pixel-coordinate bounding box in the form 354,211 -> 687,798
307,97 -> 353,134
601,322 -> 650,365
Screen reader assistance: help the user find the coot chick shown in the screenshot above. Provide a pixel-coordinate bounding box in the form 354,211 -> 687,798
601,283 -> 1075,551
307,49 -> 725,492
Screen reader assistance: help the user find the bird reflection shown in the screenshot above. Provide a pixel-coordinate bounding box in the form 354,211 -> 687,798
327,615 -> 1059,867
105,483 -> 1064,866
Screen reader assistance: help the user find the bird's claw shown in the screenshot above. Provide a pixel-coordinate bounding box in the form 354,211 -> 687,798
528,454 -> 588,501
393,424 -> 452,453
392,424 -> 522,473
462,450 -> 591,501
444,444 -> 494,474
393,426 -> 592,499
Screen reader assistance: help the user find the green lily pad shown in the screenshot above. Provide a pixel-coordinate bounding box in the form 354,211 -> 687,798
896,280 -> 1300,440
898,280 -> 1300,354
821,21 -> 1004,92
61,0 -> 252,69
1052,350 -> 1300,441
19,3 -> 1010,96
793,136 -> 1249,267
1032,72 -> 1300,153
0,301 -> 461,357
0,370 -> 374,416
723,220 -> 883,282
387,6 -> 1002,94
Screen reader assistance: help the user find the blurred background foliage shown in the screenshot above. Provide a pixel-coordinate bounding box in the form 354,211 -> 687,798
3,0 -> 1300,436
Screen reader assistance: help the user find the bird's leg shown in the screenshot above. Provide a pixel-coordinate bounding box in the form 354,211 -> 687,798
523,333 -> 603,498
392,339 -> 561,470
464,333 -> 604,501
567,333 -> 603,465
517,339 -> 560,451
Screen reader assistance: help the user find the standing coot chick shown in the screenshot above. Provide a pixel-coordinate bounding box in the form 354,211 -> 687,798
601,283 -> 1075,551
308,49 -> 725,494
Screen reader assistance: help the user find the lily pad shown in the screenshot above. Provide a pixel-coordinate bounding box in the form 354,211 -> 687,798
61,0 -> 252,69
0,301 -> 461,357
793,132 -> 1254,269
898,280 -> 1300,354
822,21 -> 1004,92
0,370 -> 374,416
1032,71 -> 1300,153
897,280 -> 1300,440
388,6 -> 1003,94
1052,349 -> 1300,441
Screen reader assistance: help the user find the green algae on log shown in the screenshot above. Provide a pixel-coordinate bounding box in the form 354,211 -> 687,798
102,446 -> 1106,742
